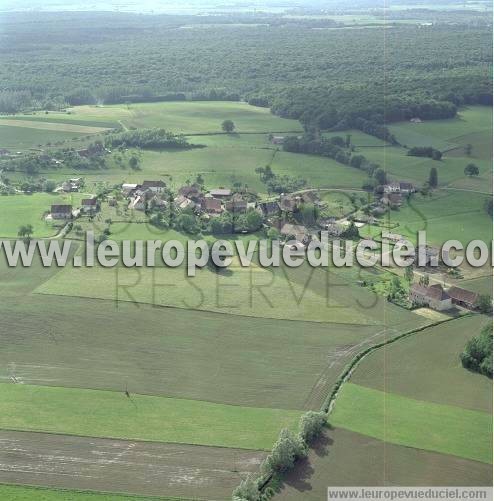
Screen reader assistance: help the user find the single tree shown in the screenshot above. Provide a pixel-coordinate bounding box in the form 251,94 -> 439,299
464,143 -> 473,156
17,224 -> 34,241
428,167 -> 438,188
404,265 -> 414,283
464,163 -> 479,177
221,120 -> 235,133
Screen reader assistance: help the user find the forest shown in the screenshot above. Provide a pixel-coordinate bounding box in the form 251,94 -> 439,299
0,11 -> 492,133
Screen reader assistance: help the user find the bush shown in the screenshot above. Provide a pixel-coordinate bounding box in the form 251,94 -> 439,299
261,429 -> 307,475
232,474 -> 260,501
460,323 -> 492,378
298,411 -> 327,444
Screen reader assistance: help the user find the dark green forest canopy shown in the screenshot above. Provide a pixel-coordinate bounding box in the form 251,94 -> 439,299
0,12 -> 491,125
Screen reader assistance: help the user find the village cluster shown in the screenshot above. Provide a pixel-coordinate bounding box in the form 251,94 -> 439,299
41,175 -> 487,315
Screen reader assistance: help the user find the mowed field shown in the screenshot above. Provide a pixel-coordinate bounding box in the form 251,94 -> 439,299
381,106 -> 493,191
330,315 -> 493,463
0,193 -> 86,238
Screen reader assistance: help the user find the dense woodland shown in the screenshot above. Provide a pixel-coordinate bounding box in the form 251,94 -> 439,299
0,11 -> 491,133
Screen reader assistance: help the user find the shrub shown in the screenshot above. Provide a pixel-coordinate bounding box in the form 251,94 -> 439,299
298,411 -> 327,444
460,323 -> 492,378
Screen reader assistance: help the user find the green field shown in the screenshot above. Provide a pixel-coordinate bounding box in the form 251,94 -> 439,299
331,383 -> 492,463
0,193 -> 86,238
278,427 -> 492,499
388,106 -> 492,152
367,189 -> 492,246
0,383 -> 300,450
0,485 -> 171,501
0,124 -> 87,151
351,315 -> 493,413
47,101 -> 303,134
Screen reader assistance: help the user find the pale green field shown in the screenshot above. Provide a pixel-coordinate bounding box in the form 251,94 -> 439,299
68,101 -> 303,134
0,193 -> 86,238
34,258 -> 372,324
0,383 -> 300,450
0,119 -> 109,134
372,189 -> 492,246
331,383 -> 492,464
388,106 -> 492,152
0,124 -> 84,151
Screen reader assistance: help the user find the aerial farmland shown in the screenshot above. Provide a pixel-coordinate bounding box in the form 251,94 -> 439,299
0,4 -> 492,501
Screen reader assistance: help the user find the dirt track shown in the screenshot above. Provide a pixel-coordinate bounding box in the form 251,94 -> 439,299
0,430 -> 266,499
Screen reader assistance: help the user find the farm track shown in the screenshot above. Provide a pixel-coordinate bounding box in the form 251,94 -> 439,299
0,430 -> 266,500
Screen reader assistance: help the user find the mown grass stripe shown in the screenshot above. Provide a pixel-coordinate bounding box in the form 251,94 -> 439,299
331,383 -> 492,464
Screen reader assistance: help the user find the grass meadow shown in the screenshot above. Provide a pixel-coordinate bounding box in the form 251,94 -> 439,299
351,315 -> 493,413
0,193 -> 86,238
0,485 -> 170,501
331,383 -> 492,464
0,383 -> 301,450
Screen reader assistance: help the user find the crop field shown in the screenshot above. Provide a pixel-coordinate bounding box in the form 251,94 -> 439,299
331,383 -> 492,463
0,193 -> 86,238
0,431 -> 265,499
350,315 -> 493,412
278,428 -> 492,500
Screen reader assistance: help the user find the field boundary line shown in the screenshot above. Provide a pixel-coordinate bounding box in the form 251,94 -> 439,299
0,426 -> 271,453
322,313 -> 474,413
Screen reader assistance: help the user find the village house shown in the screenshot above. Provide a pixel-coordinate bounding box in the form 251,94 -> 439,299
81,198 -> 99,214
225,194 -> 248,214
259,200 -> 280,217
51,204 -> 73,220
141,180 -> 166,193
410,117 -> 423,123
201,197 -> 223,215
399,182 -> 415,194
174,194 -> 195,211
128,195 -> 146,211
383,182 -> 415,195
447,286 -> 480,311
279,195 -> 300,212
271,136 -> 285,145
178,184 -> 203,202
0,148 -> 10,157
280,223 -> 310,243
122,183 -> 138,195
381,192 -> 403,207
209,188 -> 231,199
409,283 -> 452,311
